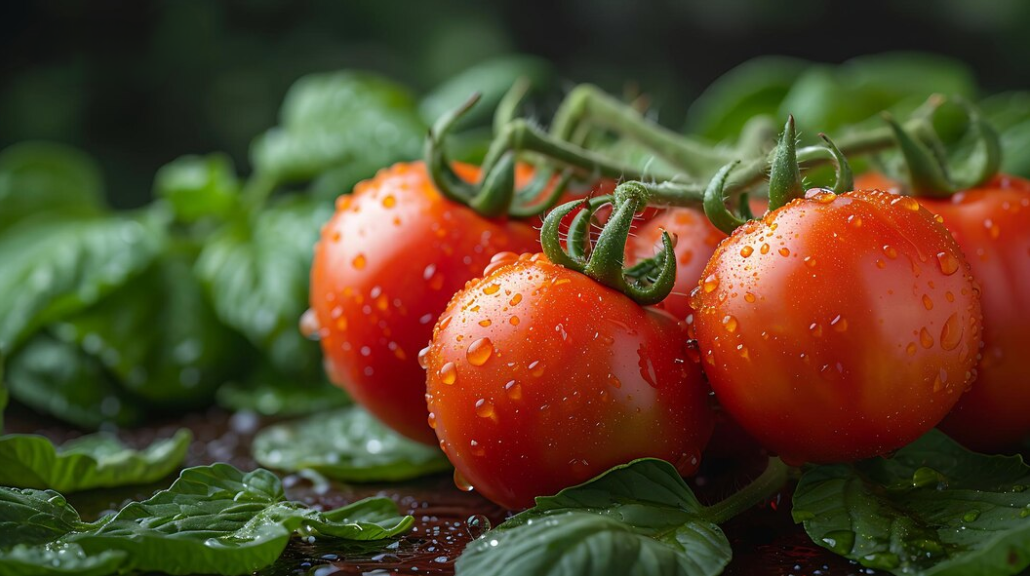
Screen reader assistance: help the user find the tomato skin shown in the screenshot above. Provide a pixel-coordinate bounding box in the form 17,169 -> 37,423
310,162 -> 541,444
424,253 -> 714,510
857,173 -> 1030,450
692,189 -> 983,464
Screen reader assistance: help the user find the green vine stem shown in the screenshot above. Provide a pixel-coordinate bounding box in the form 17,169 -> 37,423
701,457 -> 790,525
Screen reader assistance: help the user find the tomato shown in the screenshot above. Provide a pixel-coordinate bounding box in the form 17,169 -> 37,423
691,188 -> 983,464
423,252 -> 714,509
628,199 -> 768,320
857,172 -> 1030,451
310,161 -> 541,444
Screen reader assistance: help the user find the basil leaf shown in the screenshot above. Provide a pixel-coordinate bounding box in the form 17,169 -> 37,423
0,212 -> 164,354
0,544 -> 126,576
0,430 -> 191,492
252,407 -> 450,482
251,71 -> 425,186
153,153 -> 240,223
456,459 -> 731,576
67,464 -> 412,575
419,55 -> 554,130
0,142 -> 104,233
5,334 -> 143,429
196,196 -> 330,379
980,91 -> 1030,178
686,56 -> 810,141
53,244 -> 249,406
793,429 -> 1030,576
0,464 -> 411,576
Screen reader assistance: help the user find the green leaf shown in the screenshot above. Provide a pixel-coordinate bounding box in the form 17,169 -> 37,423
0,429 -> 191,492
196,197 -> 331,378
0,544 -> 126,576
780,53 -> 977,136
4,334 -> 143,429
216,370 -> 350,417
419,55 -> 555,130
0,464 -> 411,576
0,142 -> 104,233
252,406 -> 450,482
0,212 -> 164,355
456,459 -> 731,576
153,153 -> 240,222
0,359 -> 6,431
979,91 -> 1030,178
686,56 -> 810,141
68,464 -> 412,575
793,429 -> 1030,576
251,71 -> 426,187
53,243 -> 249,406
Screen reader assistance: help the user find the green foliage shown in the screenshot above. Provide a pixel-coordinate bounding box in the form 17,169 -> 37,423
252,407 -> 450,482
0,430 -> 191,492
793,430 -> 1030,576
456,459 -> 731,576
0,464 -> 412,576
154,153 -> 240,222
0,142 -> 104,233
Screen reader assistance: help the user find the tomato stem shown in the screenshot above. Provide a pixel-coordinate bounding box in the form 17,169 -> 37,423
702,457 -> 790,525
768,116 -> 804,211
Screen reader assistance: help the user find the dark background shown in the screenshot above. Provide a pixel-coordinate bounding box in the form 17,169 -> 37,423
2,0 -> 1028,207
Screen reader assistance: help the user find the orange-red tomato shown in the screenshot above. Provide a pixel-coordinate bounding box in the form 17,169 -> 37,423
310,162 -> 541,444
423,252 -> 714,509
692,188 -> 983,464
857,172 -> 1030,451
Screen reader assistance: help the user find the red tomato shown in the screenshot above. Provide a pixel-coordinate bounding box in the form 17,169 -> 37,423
691,188 -> 983,464
423,252 -> 714,509
856,172 -> 1030,451
310,162 -> 541,444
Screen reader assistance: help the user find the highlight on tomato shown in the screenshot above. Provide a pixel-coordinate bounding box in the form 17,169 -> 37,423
691,119 -> 984,465
422,182 -> 715,510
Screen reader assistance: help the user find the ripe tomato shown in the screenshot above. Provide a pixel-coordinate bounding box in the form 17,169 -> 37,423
628,199 -> 769,320
310,162 -> 541,444
423,252 -> 714,509
857,172 -> 1030,450
691,188 -> 983,464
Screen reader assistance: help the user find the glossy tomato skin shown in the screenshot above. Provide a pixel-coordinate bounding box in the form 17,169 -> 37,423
311,162 -> 541,444
424,253 -> 714,510
857,173 -> 1030,450
692,189 -> 983,464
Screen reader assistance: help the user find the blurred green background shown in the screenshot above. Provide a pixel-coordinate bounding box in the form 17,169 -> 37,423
3,0 -> 1029,209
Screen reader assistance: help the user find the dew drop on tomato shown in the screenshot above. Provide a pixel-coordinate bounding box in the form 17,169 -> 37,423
466,514 -> 491,537
722,315 -> 739,333
891,196 -> 920,211
427,412 -> 437,429
936,251 -> 960,275
467,338 -> 494,366
439,362 -> 457,384
920,328 -> 935,349
454,469 -> 474,492
469,439 -> 486,457
417,346 -> 431,369
528,360 -> 545,377
940,313 -> 963,351
504,380 -> 522,400
702,274 -> 720,293
299,309 -> 321,341
922,294 -> 934,310
352,253 -> 367,269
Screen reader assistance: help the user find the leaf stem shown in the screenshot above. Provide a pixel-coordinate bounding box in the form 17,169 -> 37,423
702,457 -> 790,525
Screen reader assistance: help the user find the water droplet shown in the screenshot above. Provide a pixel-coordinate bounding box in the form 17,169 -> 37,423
891,196 -> 920,211
509,293 -> 523,306
478,319 -> 492,327
702,274 -> 720,293
466,514 -> 491,538
821,531 -> 855,555
475,399 -> 497,421
984,218 -> 1000,239
608,374 -> 622,388
830,315 -> 847,332
382,194 -> 396,208
504,380 -> 522,400
920,328 -> 934,349
469,439 -> 486,457
906,342 -> 917,356
528,360 -> 545,377
454,470 -> 474,492
810,323 -> 823,337
936,251 -> 959,275
922,294 -> 934,310
299,309 -> 321,340
779,247 -> 791,257
962,510 -> 980,522
722,315 -> 739,333
809,190 -> 837,204
509,315 -> 520,326
483,284 -> 500,295
760,243 -> 770,255
418,346 -> 432,369
467,338 -> 494,366
848,214 -> 863,228
352,254 -> 367,269
673,451 -> 701,475
744,292 -> 757,303
427,412 -> 437,429
439,362 -> 457,385
804,256 -> 816,268
740,245 -> 754,258
883,245 -> 898,259
912,466 -> 948,490
940,313 -> 963,351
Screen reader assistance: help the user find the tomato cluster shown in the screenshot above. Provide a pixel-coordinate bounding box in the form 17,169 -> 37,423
310,100 -> 1028,511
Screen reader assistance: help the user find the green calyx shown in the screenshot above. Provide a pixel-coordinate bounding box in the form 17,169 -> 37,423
884,98 -> 1002,196
541,182 -> 676,306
